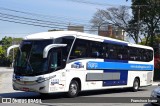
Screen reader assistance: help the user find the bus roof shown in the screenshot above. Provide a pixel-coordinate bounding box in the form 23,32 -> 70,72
24,31 -> 153,50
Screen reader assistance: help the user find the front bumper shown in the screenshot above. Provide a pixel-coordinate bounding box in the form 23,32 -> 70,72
13,80 -> 49,93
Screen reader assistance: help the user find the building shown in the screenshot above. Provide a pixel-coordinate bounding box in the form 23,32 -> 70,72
98,25 -> 125,40
68,26 -> 84,32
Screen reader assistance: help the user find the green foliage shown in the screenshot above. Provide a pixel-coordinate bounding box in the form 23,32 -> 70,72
0,36 -> 22,67
130,0 -> 160,46
139,34 -> 160,50
1,36 -> 12,50
0,46 -> 4,59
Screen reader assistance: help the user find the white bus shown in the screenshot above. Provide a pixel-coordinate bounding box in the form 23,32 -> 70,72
7,31 -> 154,97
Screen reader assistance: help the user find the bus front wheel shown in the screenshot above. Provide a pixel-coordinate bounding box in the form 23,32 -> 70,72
67,80 -> 79,98
132,78 -> 140,92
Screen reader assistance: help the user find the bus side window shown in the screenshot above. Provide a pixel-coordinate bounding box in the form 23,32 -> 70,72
103,44 -> 108,58
138,49 -> 144,61
148,50 -> 153,61
128,47 -> 153,62
117,46 -> 122,60
74,46 -> 86,58
135,49 -> 139,61
108,44 -> 117,60
50,51 -> 58,69
90,41 -> 103,58
49,48 -> 64,71
69,39 -> 88,59
55,36 -> 75,61
144,49 -> 153,62
142,49 -> 147,61
122,46 -> 128,60
129,47 -> 136,61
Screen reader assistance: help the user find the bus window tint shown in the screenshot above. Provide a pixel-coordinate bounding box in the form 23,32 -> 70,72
128,47 -> 153,62
107,44 -> 117,60
69,38 -> 153,62
129,47 -> 136,61
90,41 -> 103,58
149,50 -> 153,61
70,39 -> 88,59
117,45 -> 128,60
55,36 -> 74,60
102,44 -> 108,58
137,49 -> 143,61
145,50 -> 153,62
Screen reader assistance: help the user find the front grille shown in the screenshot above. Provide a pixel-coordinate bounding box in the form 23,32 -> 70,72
15,80 -> 37,85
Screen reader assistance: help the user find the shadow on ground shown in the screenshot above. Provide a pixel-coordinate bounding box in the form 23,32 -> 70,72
144,103 -> 153,106
0,88 -> 149,103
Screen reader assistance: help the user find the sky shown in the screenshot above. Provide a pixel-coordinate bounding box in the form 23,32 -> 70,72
0,0 -> 132,40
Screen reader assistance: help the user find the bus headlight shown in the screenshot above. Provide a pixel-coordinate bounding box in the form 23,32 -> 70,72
36,75 -> 56,83
36,77 -> 47,83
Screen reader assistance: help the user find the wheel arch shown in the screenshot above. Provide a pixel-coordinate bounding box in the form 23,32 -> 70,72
71,77 -> 81,91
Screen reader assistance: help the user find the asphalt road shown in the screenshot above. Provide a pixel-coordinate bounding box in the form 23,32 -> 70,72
0,68 -> 159,106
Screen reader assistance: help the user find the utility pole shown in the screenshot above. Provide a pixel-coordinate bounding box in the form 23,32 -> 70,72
135,5 -> 147,44
97,26 -> 99,35
12,37 -> 14,68
135,5 -> 140,44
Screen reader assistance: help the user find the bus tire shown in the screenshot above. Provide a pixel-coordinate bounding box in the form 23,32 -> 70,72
132,78 -> 140,92
67,80 -> 79,98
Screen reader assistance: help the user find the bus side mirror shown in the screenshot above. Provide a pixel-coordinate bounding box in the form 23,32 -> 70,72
43,44 -> 67,58
7,45 -> 20,57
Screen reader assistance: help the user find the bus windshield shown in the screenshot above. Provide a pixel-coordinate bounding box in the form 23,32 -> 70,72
14,40 -> 53,76
14,36 -> 75,76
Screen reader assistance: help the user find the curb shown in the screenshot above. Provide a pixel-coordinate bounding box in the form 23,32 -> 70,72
152,82 -> 160,86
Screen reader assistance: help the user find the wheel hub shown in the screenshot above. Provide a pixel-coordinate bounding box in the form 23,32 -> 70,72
70,83 -> 77,95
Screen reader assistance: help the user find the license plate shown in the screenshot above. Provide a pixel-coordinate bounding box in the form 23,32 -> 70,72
21,87 -> 29,91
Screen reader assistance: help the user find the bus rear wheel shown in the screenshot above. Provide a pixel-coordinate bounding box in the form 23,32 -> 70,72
132,78 -> 140,92
67,80 -> 79,98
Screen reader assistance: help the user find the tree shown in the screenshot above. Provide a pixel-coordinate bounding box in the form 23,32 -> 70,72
0,36 -> 13,66
90,6 -> 139,41
91,6 -> 131,31
130,0 -> 160,46
0,46 -> 4,59
1,36 -> 12,50
0,36 -> 22,66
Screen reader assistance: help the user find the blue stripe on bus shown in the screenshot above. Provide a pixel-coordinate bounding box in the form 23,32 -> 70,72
103,40 -> 128,46
103,59 -> 128,86
87,61 -> 153,71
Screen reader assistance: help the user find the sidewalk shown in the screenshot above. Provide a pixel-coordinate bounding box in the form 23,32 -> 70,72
0,67 -> 13,72
152,81 -> 160,86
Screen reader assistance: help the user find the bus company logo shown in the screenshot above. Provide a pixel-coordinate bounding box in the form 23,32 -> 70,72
87,62 -> 98,69
71,62 -> 84,68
